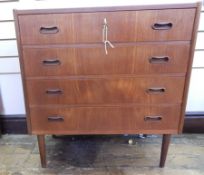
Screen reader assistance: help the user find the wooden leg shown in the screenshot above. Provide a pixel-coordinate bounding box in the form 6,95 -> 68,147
159,134 -> 171,168
37,135 -> 47,168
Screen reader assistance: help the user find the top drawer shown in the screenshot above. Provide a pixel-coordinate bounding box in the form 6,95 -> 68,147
18,9 -> 195,44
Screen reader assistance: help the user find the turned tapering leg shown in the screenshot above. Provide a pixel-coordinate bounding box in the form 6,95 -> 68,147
159,134 -> 171,168
37,135 -> 46,168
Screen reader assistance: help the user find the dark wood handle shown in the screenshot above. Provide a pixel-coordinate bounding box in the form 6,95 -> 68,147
149,56 -> 169,64
144,116 -> 162,121
39,26 -> 59,34
46,89 -> 63,95
147,87 -> 166,94
42,59 -> 61,66
48,116 -> 64,122
152,22 -> 173,30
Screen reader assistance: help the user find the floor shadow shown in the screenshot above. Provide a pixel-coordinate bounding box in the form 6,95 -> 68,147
47,135 -> 105,168
46,134 -> 150,168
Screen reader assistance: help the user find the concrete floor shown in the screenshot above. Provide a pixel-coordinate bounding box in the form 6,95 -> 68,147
0,134 -> 204,175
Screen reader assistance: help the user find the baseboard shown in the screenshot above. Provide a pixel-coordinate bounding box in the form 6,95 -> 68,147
0,113 -> 204,134
0,115 -> 27,134
183,112 -> 204,133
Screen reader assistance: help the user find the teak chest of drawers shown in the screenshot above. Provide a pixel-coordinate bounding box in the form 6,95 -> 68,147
14,2 -> 201,168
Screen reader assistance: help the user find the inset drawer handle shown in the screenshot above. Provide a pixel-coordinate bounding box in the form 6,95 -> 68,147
42,59 -> 61,66
147,87 -> 166,94
46,89 -> 63,95
144,116 -> 162,121
48,116 -> 64,122
149,56 -> 170,64
39,26 -> 59,34
152,22 -> 173,30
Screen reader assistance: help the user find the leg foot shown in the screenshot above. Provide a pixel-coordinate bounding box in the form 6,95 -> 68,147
37,135 -> 46,168
159,134 -> 171,168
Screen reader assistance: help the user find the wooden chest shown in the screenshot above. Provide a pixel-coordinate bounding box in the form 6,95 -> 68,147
14,2 -> 201,167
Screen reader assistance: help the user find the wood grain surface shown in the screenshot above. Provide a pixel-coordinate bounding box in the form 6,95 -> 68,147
18,9 -> 195,44
30,105 -> 181,134
22,44 -> 190,76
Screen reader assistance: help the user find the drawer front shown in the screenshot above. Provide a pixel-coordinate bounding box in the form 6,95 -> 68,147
19,9 -> 195,44
26,76 -> 185,105
30,105 -> 181,134
23,44 -> 190,76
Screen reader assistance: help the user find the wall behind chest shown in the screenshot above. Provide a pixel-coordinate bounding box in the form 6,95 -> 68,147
187,11 -> 204,111
0,0 -> 24,115
0,0 -> 203,116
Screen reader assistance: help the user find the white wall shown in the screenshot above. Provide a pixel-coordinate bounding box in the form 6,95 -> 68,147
187,6 -> 204,112
0,74 -> 25,114
0,0 -> 203,116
